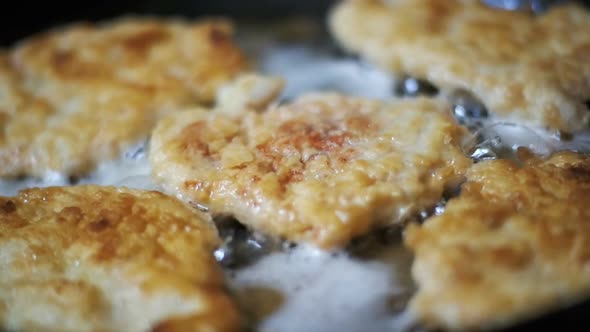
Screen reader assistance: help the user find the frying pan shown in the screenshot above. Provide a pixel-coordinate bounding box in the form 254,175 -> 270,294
1,1 -> 590,331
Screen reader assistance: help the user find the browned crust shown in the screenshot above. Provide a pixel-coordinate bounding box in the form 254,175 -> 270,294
330,0 -> 590,131
406,151 -> 590,330
0,186 -> 242,332
150,93 -> 471,248
0,17 -> 247,177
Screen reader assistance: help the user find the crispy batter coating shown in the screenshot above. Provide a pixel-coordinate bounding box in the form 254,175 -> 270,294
406,151 -> 590,331
150,93 -> 471,248
0,186 -> 242,332
216,73 -> 285,113
0,17 -> 247,177
330,0 -> 590,132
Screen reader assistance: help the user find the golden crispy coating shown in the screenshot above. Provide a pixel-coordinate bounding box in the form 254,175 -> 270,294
330,0 -> 590,132
0,186 -> 242,332
406,151 -> 590,331
150,93 -> 471,248
216,73 -> 285,113
0,17 -> 247,177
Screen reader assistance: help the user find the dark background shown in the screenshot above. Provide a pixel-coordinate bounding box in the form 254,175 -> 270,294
0,0 -> 336,46
3,0 -> 590,46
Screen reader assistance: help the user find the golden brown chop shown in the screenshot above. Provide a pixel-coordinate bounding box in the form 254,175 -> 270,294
330,0 -> 590,132
0,186 -> 242,332
406,151 -> 590,331
0,17 -> 247,177
150,93 -> 471,248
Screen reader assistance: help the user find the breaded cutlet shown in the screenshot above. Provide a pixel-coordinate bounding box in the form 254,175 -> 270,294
0,185 -> 242,332
407,151 -> 590,330
150,93 -> 471,248
330,0 -> 590,132
0,17 -> 247,178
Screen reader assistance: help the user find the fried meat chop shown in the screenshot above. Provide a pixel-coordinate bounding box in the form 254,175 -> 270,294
0,186 -> 241,332
330,0 -> 590,132
150,93 -> 471,248
0,17 -> 247,177
406,151 -> 590,330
